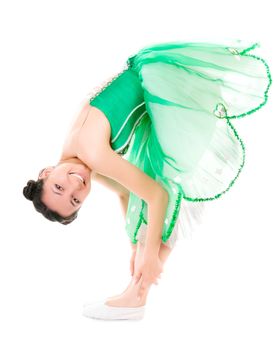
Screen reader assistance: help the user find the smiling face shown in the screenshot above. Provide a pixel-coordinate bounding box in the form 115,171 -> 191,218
38,159 -> 92,217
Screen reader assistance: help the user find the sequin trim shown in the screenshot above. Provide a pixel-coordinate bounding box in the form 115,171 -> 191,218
182,118 -> 245,202
219,43 -> 272,120
89,65 -> 130,103
130,199 -> 147,244
162,189 -> 182,243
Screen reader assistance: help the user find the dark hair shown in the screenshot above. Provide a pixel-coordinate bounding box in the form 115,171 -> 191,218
23,178 -> 79,225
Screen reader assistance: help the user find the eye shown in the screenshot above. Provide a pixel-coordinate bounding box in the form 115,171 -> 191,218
73,197 -> 81,204
55,184 -> 63,191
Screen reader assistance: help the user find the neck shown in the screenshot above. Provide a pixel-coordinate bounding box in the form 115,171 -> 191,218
57,156 -> 96,180
58,156 -> 93,170
58,155 -> 83,165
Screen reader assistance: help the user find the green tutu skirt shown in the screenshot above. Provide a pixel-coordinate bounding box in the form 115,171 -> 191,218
121,40 -> 272,245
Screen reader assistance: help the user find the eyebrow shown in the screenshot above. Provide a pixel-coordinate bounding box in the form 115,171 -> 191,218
51,188 -> 77,207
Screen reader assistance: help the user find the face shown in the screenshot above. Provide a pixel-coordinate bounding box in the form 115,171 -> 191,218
38,158 -> 92,217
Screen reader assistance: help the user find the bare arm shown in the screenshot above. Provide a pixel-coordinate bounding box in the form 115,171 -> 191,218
78,145 -> 169,256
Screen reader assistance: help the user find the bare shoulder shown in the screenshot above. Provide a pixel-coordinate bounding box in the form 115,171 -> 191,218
76,102 -> 112,157
60,99 -> 112,160
79,99 -> 110,129
70,98 -> 110,133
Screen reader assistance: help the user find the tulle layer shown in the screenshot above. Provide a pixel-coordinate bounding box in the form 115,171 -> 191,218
123,41 -> 272,244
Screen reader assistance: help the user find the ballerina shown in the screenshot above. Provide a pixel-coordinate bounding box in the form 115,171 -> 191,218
23,40 -> 272,320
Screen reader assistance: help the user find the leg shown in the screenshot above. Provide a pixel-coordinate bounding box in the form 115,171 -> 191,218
131,241 -> 173,306
105,245 -> 137,300
106,240 -> 173,307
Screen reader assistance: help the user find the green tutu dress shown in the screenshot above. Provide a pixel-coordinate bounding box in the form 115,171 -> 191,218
88,40 -> 272,246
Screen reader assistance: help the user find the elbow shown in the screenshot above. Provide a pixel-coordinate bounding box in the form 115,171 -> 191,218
148,186 -> 169,205
161,188 -> 169,204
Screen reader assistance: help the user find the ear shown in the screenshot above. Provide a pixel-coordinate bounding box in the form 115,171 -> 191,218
38,166 -> 55,179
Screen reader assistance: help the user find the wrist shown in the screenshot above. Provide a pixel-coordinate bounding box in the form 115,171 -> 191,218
143,244 -> 160,258
143,233 -> 162,257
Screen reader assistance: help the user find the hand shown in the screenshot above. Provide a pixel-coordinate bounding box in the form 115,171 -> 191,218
134,254 -> 164,299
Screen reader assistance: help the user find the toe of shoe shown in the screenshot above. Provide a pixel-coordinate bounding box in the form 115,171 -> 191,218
83,301 -> 105,319
82,300 -> 146,320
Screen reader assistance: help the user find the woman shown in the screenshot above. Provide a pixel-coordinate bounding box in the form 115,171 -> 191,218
23,40 -> 272,321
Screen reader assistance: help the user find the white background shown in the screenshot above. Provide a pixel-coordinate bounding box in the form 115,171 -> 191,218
0,0 -> 276,349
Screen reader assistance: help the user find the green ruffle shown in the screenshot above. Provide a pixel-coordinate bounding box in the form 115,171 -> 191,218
125,41 -> 272,245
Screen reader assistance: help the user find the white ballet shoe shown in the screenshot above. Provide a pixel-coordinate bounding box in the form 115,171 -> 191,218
82,299 -> 146,321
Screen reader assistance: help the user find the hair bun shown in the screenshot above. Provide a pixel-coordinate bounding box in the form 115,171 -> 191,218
23,180 -> 37,200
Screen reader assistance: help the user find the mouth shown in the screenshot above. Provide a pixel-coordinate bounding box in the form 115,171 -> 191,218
69,172 -> 86,185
